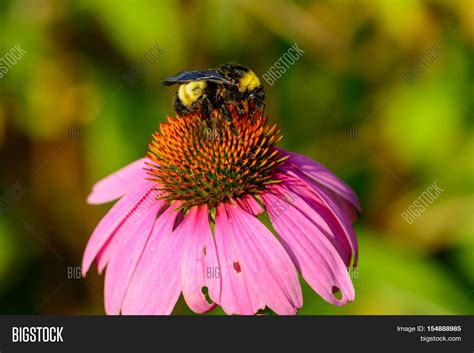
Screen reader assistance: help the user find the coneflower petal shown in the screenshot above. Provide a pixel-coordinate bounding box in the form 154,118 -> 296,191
104,195 -> 162,315
236,194 -> 264,216
215,202 -> 302,315
96,198 -> 166,275
121,206 -> 182,315
282,167 -> 359,265
262,188 -> 355,306
87,158 -> 149,205
181,206 -> 221,313
268,182 -> 352,266
82,181 -> 155,275
283,151 -> 361,212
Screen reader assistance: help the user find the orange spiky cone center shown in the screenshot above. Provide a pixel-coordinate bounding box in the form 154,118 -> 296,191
146,108 -> 287,209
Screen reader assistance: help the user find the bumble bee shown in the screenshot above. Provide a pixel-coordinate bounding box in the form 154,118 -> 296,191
163,63 -> 265,132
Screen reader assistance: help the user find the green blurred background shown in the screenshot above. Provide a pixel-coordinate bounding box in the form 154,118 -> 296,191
0,0 -> 472,315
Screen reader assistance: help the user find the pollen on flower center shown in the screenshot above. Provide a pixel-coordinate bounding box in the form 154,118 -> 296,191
146,108 -> 287,208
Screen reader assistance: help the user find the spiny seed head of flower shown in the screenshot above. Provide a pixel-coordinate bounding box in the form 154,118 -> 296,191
146,108 -> 288,209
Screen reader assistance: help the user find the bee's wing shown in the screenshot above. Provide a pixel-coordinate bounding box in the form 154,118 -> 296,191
163,70 -> 232,86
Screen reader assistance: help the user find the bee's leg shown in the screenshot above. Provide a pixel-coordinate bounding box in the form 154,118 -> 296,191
216,99 -> 238,136
257,102 -> 266,117
236,101 -> 246,116
199,95 -> 214,129
249,99 -> 265,119
216,97 -> 232,124
248,100 -> 256,120
247,87 -> 266,121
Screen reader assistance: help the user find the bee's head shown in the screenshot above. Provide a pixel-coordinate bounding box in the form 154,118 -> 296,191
219,63 -> 261,93
178,81 -> 207,106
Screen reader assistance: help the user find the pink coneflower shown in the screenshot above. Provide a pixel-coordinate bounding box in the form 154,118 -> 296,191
82,109 -> 360,315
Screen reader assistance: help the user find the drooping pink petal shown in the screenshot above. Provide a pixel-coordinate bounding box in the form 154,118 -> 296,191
262,187 -> 355,306
281,167 -> 358,265
95,234 -> 115,274
104,191 -> 163,315
121,205 -> 183,315
82,181 -> 154,275
87,158 -> 149,205
266,182 -> 352,266
283,150 -> 361,212
180,206 -> 220,313
236,195 -> 264,216
332,191 -> 358,224
95,191 -> 163,274
214,202 -> 302,315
